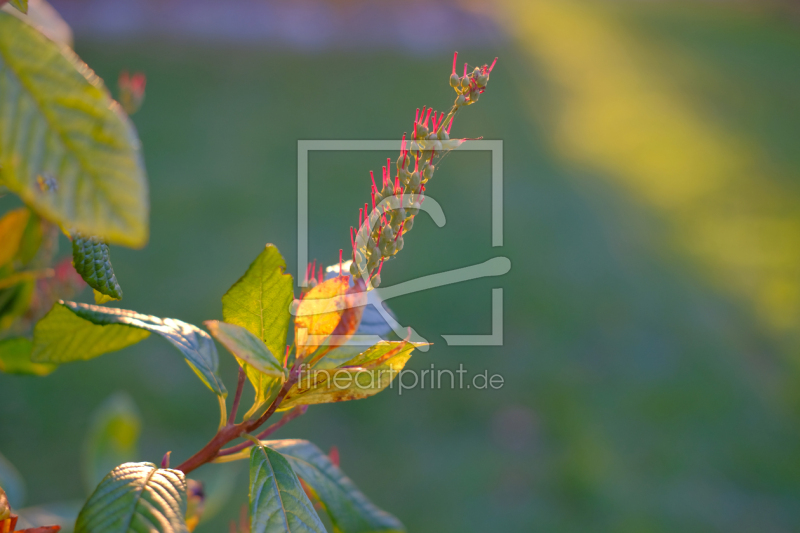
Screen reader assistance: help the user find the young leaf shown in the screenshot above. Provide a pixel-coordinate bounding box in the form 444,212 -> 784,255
266,439 -> 404,533
0,12 -> 148,248
279,341 -> 422,410
222,244 -> 293,357
0,337 -> 56,376
72,235 -> 123,301
75,462 -> 188,533
0,208 -> 30,268
205,321 -> 284,380
248,445 -> 325,533
294,276 -> 350,361
83,392 -> 142,492
31,301 -> 227,397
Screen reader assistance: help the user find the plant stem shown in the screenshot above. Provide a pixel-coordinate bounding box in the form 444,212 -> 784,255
229,367 -> 246,424
175,367 -> 300,475
217,406 -> 307,457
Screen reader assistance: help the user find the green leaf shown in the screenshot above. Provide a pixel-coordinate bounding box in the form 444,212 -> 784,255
83,392 -> 141,493
222,244 -> 293,358
72,234 -> 123,300
32,301 -> 227,397
0,12 -> 148,248
266,439 -> 404,533
0,337 -> 56,376
30,302 -> 150,363
0,207 -> 30,268
75,462 -> 188,533
205,321 -> 284,380
7,0 -> 27,15
248,445 -> 325,533
0,449 -> 26,509
205,320 -> 284,412
279,341 -> 422,411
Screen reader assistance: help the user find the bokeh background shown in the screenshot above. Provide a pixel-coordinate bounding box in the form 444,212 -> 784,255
3,0 -> 800,531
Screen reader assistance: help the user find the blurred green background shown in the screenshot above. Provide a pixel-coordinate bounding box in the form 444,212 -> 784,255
3,0 -> 800,531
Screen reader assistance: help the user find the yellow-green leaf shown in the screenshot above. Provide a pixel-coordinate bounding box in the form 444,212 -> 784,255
31,301 -> 227,397
0,12 -> 148,248
30,303 -> 150,363
0,337 -> 55,376
279,341 -> 423,410
222,244 -> 293,357
294,276 -> 349,361
0,207 -> 30,268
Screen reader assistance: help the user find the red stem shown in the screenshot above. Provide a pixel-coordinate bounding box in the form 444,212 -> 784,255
229,367 -> 246,423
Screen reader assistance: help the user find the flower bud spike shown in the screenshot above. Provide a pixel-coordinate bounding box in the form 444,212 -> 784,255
370,170 -> 378,192
415,108 -> 420,124
377,259 -> 384,276
305,261 -> 313,284
489,57 -> 498,72
463,63 -> 468,77
413,121 -> 417,138
358,207 -> 363,228
395,221 -> 405,242
452,51 -> 458,75
395,176 -> 400,194
350,226 -> 356,254
424,107 -> 432,128
318,266 -> 323,285
446,116 -> 454,134
371,188 -> 376,211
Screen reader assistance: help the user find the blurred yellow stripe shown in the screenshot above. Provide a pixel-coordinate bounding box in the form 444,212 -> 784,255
502,0 -> 800,332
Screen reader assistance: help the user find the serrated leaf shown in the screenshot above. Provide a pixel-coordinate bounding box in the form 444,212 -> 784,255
222,245 -> 293,406
72,234 -> 123,300
0,207 -> 30,268
0,12 -> 148,248
266,439 -> 404,533
279,341 -> 422,411
222,244 -> 293,357
30,303 -> 150,363
205,321 -> 284,379
205,320 -> 284,411
295,276 -> 349,361
75,462 -> 187,533
7,0 -> 27,15
31,301 -> 227,397
83,392 -> 141,493
0,337 -> 56,376
248,445 -> 325,533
